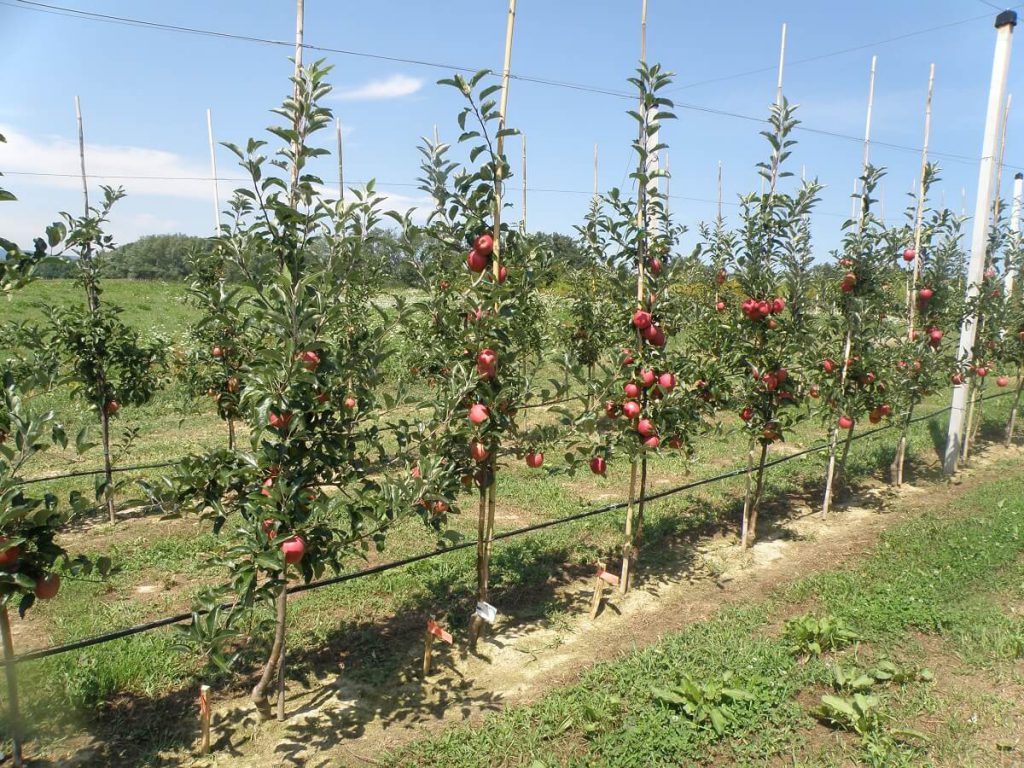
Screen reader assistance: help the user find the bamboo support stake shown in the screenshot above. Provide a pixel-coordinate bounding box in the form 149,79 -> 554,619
76,96 -> 116,525
521,133 -> 527,233
199,684 -> 211,755
740,438 -> 754,548
823,56 -> 875,516
337,118 -> 345,202
907,64 -> 936,341
1,608 -> 23,767
775,23 -> 787,109
620,460 -> 638,591
717,161 -> 723,223
469,486 -> 488,649
288,0 -> 305,203
592,143 -> 599,199
946,11 -> 1018,475
1006,173 -> 1022,297
206,109 -> 220,234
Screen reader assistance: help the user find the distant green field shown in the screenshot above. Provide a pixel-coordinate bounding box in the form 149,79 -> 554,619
2,279 -> 196,343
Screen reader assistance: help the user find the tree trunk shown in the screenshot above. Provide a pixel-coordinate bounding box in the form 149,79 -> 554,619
619,459 -> 639,593
1006,370 -> 1023,445
251,576 -> 288,721
624,454 -> 649,593
99,405 -> 116,524
835,424 -> 855,489
228,416 -> 236,450
962,385 -> 979,465
891,405 -> 915,487
744,441 -> 769,548
740,437 -> 755,548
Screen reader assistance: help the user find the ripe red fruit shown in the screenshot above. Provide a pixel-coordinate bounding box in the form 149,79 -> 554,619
0,541 -> 19,568
643,435 -> 660,449
624,382 -> 640,398
261,478 -> 274,497
469,403 -> 490,424
262,519 -> 277,540
869,409 -> 882,424
632,310 -> 652,330
772,297 -> 786,314
740,407 -> 754,422
470,439 -> 489,462
477,348 -> 497,379
838,415 -> 854,430
298,350 -> 320,371
474,233 -> 494,257
604,400 -> 619,418
667,437 -> 683,449
212,345 -> 224,358
104,400 -> 120,416
976,366 -> 989,378
715,301 -> 726,312
344,396 -> 357,410
762,373 -> 779,392
658,372 -> 676,391
589,456 -> 607,476
467,249 -> 489,273
34,574 -> 61,600
622,348 -> 635,366
997,375 -> 1010,387
410,465 -> 421,479
622,400 -> 641,419
758,300 -> 771,317
823,359 -> 837,374
809,386 -> 820,398
497,265 -> 508,283
649,257 -> 662,276
268,411 -> 292,430
952,372 -> 964,385
280,536 -> 306,565
716,269 -> 727,286
647,326 -> 667,347
637,419 -> 656,438
929,328 -> 943,344
902,248 -> 916,263
525,451 -> 544,468
640,369 -> 657,388
918,287 -> 933,300
431,500 -> 448,515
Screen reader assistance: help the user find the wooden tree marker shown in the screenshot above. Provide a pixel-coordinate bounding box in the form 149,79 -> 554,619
198,684 -> 211,755
423,619 -> 453,677
589,563 -> 620,619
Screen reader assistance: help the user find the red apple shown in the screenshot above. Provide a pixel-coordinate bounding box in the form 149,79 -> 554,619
622,400 -> 641,419
716,269 -> 727,285
280,536 -> 306,565
467,249 -> 488,273
298,350 -> 320,371
590,456 -> 607,476
648,326 -> 666,347
104,400 -> 120,416
758,300 -> 771,317
997,375 -> 1010,387
525,451 -> 544,468
809,386 -> 820,398
604,400 -> 619,418
470,439 -> 489,462
632,310 -> 652,330
772,297 -> 786,314
740,407 -> 754,422
838,415 -> 854,430
469,403 -> 490,424
268,411 -> 292,430
918,287 -> 933,300
262,518 -> 277,539
624,382 -> 640,398
497,265 -> 508,283
0,541 -> 19,568
902,248 -> 916,263
640,369 -> 657,388
649,257 -> 662,276
261,478 -> 274,497
952,372 -> 964,385
637,419 -> 656,438
643,435 -> 660,449
34,573 -> 60,600
658,372 -> 676,391
715,301 -> 726,312
667,437 -> 683,449
477,348 -> 498,379
880,404 -> 892,416
212,345 -> 224,358
976,366 -> 988,378
474,233 -> 494,256
432,500 -> 448,515
622,348 -> 635,366
344,396 -> 357,410
823,359 -> 837,374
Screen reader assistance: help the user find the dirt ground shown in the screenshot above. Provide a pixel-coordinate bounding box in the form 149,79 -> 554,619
82,441 -> 1017,768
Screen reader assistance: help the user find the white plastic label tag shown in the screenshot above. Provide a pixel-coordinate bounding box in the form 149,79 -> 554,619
474,601 -> 497,624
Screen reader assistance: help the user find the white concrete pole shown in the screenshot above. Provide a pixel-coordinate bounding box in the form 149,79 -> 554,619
206,109 -> 220,235
944,10 -> 1017,475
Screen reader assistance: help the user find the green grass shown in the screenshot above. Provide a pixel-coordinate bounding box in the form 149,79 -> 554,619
387,465 -> 1024,767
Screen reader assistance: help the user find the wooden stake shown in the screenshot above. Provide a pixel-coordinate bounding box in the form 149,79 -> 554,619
75,96 -> 116,525
198,684 -> 211,755
620,460 -> 638,592
1,608 -> 23,768
288,0 -> 305,203
907,64 -> 936,342
206,109 -> 220,235
336,118 -> 344,202
776,23 -> 787,108
521,133 -> 527,233
592,142 -> 599,199
824,56 -> 875,516
717,161 -> 723,223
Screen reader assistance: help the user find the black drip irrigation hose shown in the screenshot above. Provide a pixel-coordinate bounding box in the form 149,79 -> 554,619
15,460 -> 177,486
3,391 -> 1013,668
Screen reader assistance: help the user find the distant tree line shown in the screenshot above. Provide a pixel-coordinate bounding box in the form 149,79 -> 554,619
32,229 -> 588,285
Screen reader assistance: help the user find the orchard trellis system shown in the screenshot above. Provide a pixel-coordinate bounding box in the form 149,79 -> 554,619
3,1 -> 1024,763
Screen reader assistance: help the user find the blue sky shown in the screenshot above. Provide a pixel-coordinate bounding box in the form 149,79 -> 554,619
2,0 -> 1023,257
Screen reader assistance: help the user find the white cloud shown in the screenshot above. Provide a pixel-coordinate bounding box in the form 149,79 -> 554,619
0,124 -> 216,202
334,74 -> 423,101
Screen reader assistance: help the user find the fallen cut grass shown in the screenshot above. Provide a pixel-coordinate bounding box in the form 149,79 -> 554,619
387,461 -> 1024,767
